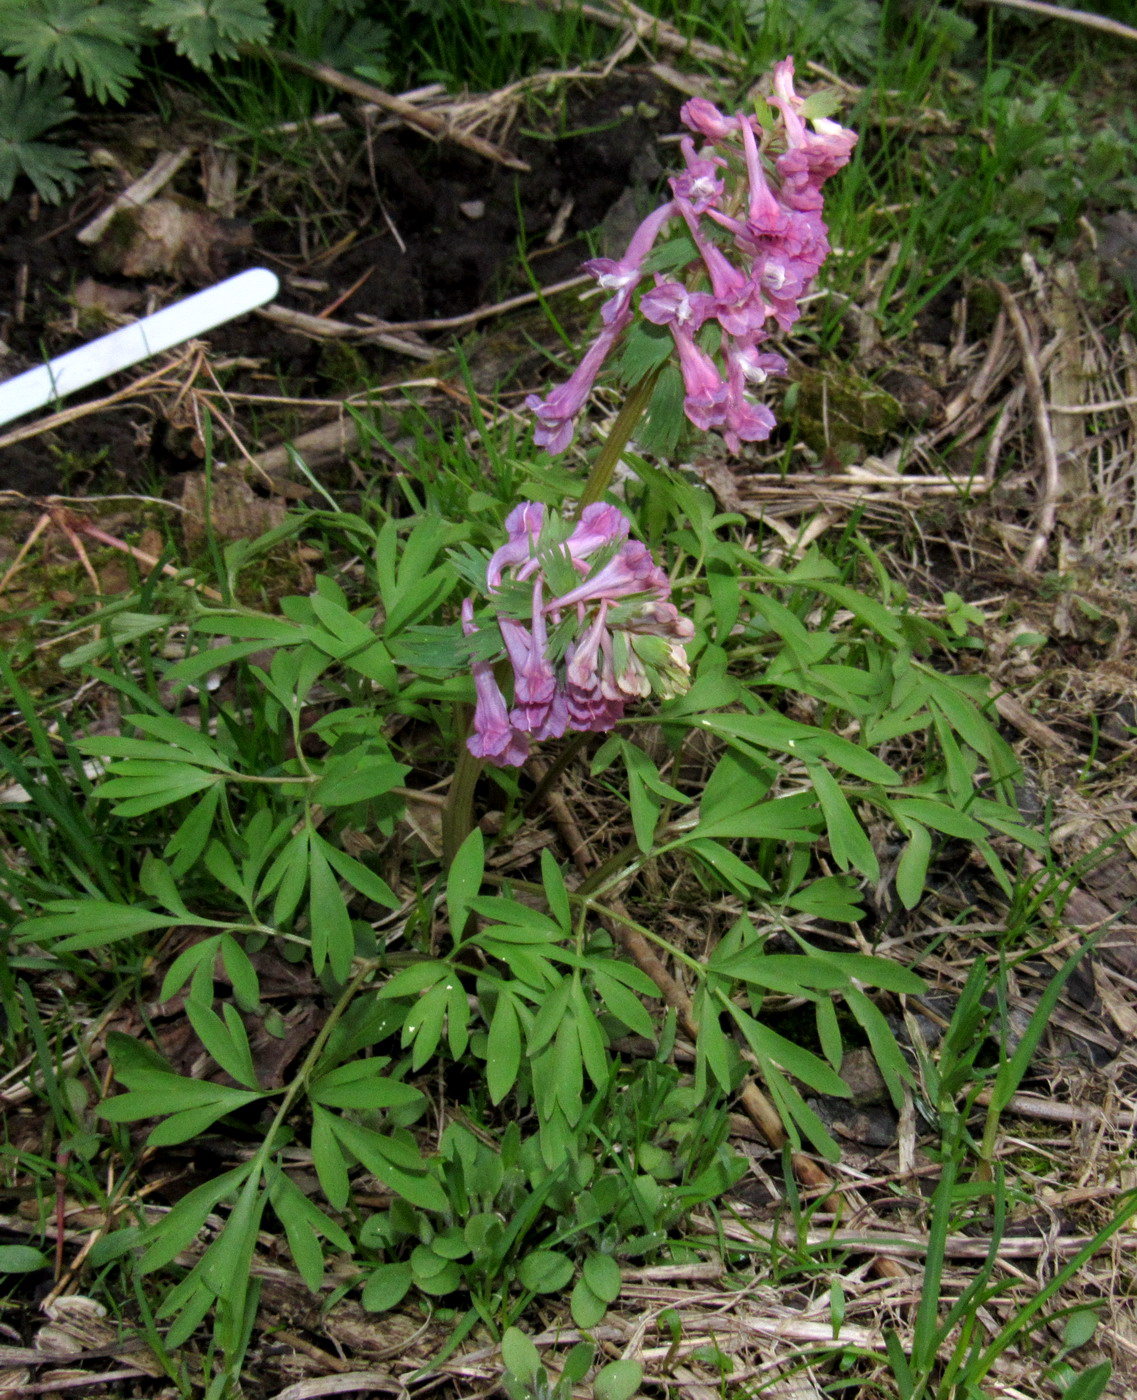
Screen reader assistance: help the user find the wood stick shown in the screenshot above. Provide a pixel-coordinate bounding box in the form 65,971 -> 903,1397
264,50 -> 530,170
992,280 -> 1062,572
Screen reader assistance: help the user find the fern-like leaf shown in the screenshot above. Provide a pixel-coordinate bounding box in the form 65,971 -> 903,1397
0,0 -> 142,104
0,72 -> 86,202
141,0 -> 274,69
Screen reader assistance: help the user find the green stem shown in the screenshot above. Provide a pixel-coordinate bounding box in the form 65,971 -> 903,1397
259,957 -> 378,1156
575,369 -> 660,516
442,738 -> 483,867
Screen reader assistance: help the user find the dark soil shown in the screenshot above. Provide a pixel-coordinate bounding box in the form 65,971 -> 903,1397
0,72 -> 679,496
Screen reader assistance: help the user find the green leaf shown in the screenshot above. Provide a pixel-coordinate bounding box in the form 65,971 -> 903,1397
540,847 -> 570,933
486,990 -> 521,1104
0,72 -> 84,202
763,1061 -> 841,1162
362,1262 -> 413,1312
808,764 -> 879,881
204,839 -> 245,901
0,1245 -> 48,1272
310,1059 -> 424,1111
16,901 -> 184,950
783,873 -> 865,923
518,1249 -> 573,1294
626,756 -> 660,854
1063,1309 -> 1102,1352
185,999 -> 260,1089
321,838 -> 400,910
263,828 -> 309,925
409,1246 -> 462,1295
895,820 -> 932,909
404,980 -> 448,1071
267,1166 -> 350,1291
139,1163 -> 252,1274
501,1326 -> 541,1384
571,1274 -> 608,1328
593,971 -> 654,1039
99,765 -> 220,816
312,756 -> 408,807
710,948 -> 845,994
138,852 -> 191,916
446,826 -> 484,945
815,996 -> 843,1071
594,1358 -> 644,1400
111,712 -> 233,768
685,838 -> 772,893
311,1105 -> 350,1212
693,985 -> 735,1095
141,0 -> 273,68
1062,1363 -> 1112,1400
571,982 -> 610,1089
583,1251 -> 621,1303
308,834 -> 355,981
161,777 -> 219,874
378,959 -> 451,1000
2,0 -> 142,103
220,935 -> 261,1010
329,1116 -> 446,1212
99,1072 -> 264,1143
844,987 -> 911,1108
197,1167 -> 266,1301
702,713 -> 899,784
814,951 -> 925,995
726,1000 -> 850,1098
891,797 -> 987,842
691,791 -> 821,843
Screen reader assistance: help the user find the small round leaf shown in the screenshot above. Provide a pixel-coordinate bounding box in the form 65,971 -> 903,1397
571,1276 -> 607,1329
518,1249 -> 573,1294
583,1251 -> 622,1303
594,1358 -> 643,1400
501,1325 -> 541,1382
361,1262 -> 412,1312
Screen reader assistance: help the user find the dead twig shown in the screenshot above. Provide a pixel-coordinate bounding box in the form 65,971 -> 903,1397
992,279 -> 1062,572
503,0 -> 743,71
258,302 -> 436,360
76,146 -> 195,246
262,50 -> 531,171
0,352 -> 194,453
364,271 -> 592,334
972,0 -> 1137,43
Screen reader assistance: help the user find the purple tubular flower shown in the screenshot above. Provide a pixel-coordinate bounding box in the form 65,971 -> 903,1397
462,600 -> 529,767
679,97 -> 739,140
670,139 -> 725,213
463,502 -> 694,759
503,582 -> 565,740
525,312 -> 631,453
565,503 -> 630,565
726,337 -> 787,387
548,539 -> 670,613
526,201 -> 680,452
669,323 -> 731,433
487,501 -> 545,586
639,279 -> 716,333
770,58 -> 858,202
565,611 -> 626,732
525,54 -> 856,457
673,200 -> 768,340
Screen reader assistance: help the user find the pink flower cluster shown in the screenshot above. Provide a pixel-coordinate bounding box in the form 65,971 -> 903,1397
463,502 -> 695,767
526,58 -> 857,456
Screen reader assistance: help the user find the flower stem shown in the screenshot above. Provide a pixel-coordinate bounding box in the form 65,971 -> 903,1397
575,368 -> 660,516
442,738 -> 483,867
